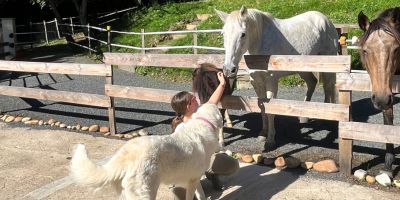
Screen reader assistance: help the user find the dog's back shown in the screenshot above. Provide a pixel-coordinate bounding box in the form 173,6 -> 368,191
70,104 -> 222,198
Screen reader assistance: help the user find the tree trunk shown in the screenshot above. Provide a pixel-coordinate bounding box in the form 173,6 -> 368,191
72,0 -> 88,25
47,0 -> 75,43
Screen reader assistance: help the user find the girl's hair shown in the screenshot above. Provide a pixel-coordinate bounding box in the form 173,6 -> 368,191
171,91 -> 192,132
192,63 -> 231,104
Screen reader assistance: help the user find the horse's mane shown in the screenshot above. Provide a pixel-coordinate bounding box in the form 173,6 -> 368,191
227,8 -> 274,42
359,8 -> 400,46
359,7 -> 400,74
230,8 -> 274,23
192,63 -> 232,104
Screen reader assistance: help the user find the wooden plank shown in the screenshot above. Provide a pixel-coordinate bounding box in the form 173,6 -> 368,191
0,61 -> 111,76
105,84 -> 350,121
336,72 -> 400,92
244,55 -> 351,73
265,99 -> 350,121
104,53 -> 350,73
334,23 -> 359,29
0,85 -> 110,107
339,121 -> 400,144
338,90 -> 352,121
103,53 -> 249,69
339,138 -> 353,176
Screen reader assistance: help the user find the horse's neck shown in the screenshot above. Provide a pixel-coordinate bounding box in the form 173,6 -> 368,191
246,13 -> 272,54
247,14 -> 289,54
248,13 -> 317,55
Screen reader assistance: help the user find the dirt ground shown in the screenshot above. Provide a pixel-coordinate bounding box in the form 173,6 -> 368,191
0,122 -> 399,200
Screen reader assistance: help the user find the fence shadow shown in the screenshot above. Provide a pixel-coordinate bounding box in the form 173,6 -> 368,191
351,96 -> 400,122
202,164 -> 306,200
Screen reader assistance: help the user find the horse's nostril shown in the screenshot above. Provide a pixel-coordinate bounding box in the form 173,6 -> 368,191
372,94 -> 376,102
231,67 -> 236,73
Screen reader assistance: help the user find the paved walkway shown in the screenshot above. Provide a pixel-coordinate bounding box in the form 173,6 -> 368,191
0,124 -> 398,200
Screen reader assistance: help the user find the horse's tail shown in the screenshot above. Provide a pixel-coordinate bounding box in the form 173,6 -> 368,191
70,144 -> 123,189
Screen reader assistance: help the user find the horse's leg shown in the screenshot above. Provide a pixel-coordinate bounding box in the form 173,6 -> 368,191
224,109 -> 233,128
194,182 -> 206,200
218,127 -> 224,148
263,78 -> 278,151
218,109 -> 226,147
298,72 -> 318,123
381,106 -> 394,178
321,72 -> 336,103
185,179 -> 201,200
250,72 -> 269,142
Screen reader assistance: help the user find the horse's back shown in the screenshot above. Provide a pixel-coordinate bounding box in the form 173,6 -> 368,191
280,11 -> 338,55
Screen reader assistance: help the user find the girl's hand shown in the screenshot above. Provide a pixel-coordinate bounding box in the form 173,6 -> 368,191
217,72 -> 226,86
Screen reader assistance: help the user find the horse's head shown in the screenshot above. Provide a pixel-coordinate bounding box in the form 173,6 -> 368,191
358,7 -> 400,110
216,6 -> 252,78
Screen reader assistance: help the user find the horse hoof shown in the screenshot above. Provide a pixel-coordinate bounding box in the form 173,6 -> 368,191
226,122 -> 233,128
257,136 -> 267,142
299,117 -> 309,124
379,170 -> 393,179
264,141 -> 276,151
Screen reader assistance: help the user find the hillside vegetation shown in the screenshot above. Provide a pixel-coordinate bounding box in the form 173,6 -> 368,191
109,0 -> 399,84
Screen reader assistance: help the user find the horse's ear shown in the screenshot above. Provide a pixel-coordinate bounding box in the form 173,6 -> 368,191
215,9 -> 228,23
392,7 -> 400,25
240,6 -> 248,17
358,11 -> 370,32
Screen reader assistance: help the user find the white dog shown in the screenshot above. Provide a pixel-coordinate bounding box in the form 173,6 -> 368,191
70,103 -> 223,200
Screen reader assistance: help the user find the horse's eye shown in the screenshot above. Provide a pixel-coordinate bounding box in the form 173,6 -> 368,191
241,33 -> 246,38
363,49 -> 368,55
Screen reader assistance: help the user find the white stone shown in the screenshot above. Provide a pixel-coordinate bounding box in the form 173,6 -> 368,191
225,150 -> 233,156
354,169 -> 367,180
393,180 -> 400,188
376,173 -> 392,187
138,129 -> 149,136
21,117 -> 31,122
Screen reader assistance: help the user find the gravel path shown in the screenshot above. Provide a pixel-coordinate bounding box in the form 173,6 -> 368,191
1,45 -> 400,188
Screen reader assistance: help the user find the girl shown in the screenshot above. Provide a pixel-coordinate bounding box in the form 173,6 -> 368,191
170,68 -> 239,199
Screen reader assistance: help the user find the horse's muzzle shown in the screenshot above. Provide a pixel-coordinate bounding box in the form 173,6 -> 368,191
222,66 -> 238,78
371,93 -> 394,110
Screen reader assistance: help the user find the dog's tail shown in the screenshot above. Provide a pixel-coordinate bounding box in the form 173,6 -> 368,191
70,144 -> 120,189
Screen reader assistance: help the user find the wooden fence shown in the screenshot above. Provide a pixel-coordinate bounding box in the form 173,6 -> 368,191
10,54 -> 395,176
103,53 -> 351,134
1,54 -> 359,166
0,60 -> 116,132
336,70 -> 400,175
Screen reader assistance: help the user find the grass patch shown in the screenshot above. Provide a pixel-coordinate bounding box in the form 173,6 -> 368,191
93,0 -> 397,84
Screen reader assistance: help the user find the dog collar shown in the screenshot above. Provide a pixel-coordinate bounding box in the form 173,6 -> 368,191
195,116 -> 217,130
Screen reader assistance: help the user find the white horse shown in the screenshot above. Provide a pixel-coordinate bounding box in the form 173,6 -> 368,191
216,6 -> 338,150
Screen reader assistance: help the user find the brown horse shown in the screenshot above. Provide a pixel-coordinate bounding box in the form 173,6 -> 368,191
358,7 -> 400,177
192,63 -> 234,147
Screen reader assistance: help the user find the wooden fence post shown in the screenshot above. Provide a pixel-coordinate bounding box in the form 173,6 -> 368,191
106,64 -> 116,135
43,20 -> 48,45
87,24 -> 91,55
141,29 -> 145,54
54,18 -> 60,39
70,17 -> 74,35
107,26 -> 112,52
193,27 -> 197,54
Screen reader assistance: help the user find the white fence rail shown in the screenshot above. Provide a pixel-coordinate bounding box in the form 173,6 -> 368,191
14,9 -> 360,54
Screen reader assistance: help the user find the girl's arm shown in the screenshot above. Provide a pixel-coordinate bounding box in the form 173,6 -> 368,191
207,72 -> 226,105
